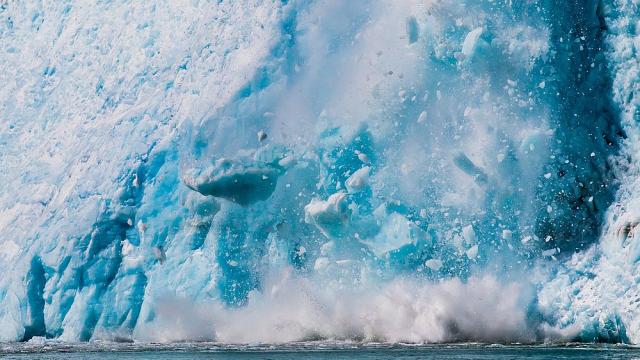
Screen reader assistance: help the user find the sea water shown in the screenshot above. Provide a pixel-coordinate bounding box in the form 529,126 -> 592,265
2,343 -> 640,360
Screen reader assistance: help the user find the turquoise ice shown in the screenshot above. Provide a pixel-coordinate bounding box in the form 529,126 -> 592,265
0,0 -> 637,344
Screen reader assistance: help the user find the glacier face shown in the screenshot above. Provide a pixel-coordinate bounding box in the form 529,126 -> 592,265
538,0 -> 640,344
0,0 -> 637,344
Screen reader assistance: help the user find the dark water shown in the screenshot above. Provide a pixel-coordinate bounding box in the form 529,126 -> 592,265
2,343 -> 640,360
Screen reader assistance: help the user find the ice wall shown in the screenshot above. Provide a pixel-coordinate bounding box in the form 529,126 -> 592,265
0,0 -> 633,344
0,0 -> 287,341
538,0 -> 640,344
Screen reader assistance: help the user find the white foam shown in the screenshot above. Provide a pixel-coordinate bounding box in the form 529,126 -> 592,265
133,272 -> 538,344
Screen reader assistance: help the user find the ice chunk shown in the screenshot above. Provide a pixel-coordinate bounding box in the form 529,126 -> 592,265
417,111 -> 427,124
461,27 -> 484,58
425,259 -> 443,271
355,150 -> 370,164
278,155 -> 296,168
462,225 -> 477,245
345,166 -> 370,193
257,130 -> 267,142
304,192 -> 351,238
453,153 -> 488,184
183,158 -> 281,206
364,212 -> 428,257
466,245 -> 479,259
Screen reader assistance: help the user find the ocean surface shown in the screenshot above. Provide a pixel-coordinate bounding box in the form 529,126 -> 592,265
2,343 -> 640,360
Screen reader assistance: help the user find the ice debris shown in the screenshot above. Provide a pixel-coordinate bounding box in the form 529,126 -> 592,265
304,192 -> 351,238
183,158 -> 282,206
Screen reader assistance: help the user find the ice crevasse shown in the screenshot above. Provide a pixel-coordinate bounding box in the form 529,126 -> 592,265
0,0 -> 639,344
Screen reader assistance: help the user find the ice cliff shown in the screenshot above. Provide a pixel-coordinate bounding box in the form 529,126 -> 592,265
0,0 -> 638,344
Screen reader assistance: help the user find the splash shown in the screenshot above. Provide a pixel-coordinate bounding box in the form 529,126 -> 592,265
133,272 -> 537,344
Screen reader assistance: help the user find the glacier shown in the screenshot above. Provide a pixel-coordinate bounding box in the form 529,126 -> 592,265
0,0 -> 639,344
